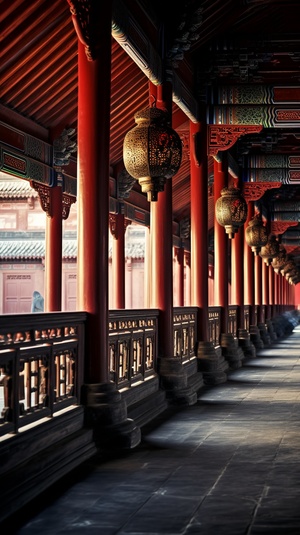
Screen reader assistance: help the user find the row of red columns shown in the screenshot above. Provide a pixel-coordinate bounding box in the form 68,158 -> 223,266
45,3 -> 295,392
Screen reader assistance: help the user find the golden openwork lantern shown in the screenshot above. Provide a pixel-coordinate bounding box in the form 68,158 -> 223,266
245,215 -> 268,255
289,272 -> 300,285
123,107 -> 182,202
286,268 -> 298,283
271,245 -> 286,274
259,235 -> 280,266
280,255 -> 296,277
215,187 -> 247,239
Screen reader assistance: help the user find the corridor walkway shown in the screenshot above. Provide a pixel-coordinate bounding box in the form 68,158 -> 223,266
5,326 -> 300,534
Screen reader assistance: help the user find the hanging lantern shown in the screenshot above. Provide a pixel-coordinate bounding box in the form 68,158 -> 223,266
245,215 -> 268,255
286,267 -> 298,282
280,255 -> 296,277
259,235 -> 280,266
290,273 -> 300,285
271,245 -> 286,273
215,187 -> 247,239
284,263 -> 297,278
123,107 -> 182,202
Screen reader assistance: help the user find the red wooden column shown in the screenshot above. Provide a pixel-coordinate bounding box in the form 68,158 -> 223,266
244,202 -> 255,325
192,121 -> 227,384
281,274 -> 285,313
190,119 -> 209,342
185,252 -> 191,306
110,213 -> 126,309
144,226 -> 150,308
73,1 -> 140,447
77,38 -> 110,382
214,154 -> 229,334
231,216 -> 244,329
255,254 -> 263,323
278,272 -> 282,314
45,185 -> 62,311
149,82 -> 201,403
174,246 -> 184,307
269,266 -> 275,317
262,259 -> 270,320
280,273 -> 284,313
149,82 -> 173,359
274,272 -> 279,315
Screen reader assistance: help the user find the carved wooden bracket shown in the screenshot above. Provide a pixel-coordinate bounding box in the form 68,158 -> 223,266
174,246 -> 184,263
178,130 -> 190,162
62,193 -> 76,220
208,124 -> 263,156
271,221 -> 298,236
109,213 -> 131,238
31,181 -> 75,219
243,182 -> 282,202
67,0 -> 101,61
31,181 -> 51,217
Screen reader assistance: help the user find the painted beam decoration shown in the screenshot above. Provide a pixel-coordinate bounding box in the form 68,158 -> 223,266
212,85 -> 300,128
242,155 -> 300,184
212,105 -> 300,128
217,85 -> 300,105
0,121 -> 53,185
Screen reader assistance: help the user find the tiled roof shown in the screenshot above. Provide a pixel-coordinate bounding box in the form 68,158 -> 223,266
0,180 -> 38,199
0,240 -> 77,260
0,240 -> 145,260
125,242 -> 145,259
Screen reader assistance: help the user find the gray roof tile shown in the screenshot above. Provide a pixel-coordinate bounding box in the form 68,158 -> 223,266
0,240 -> 77,260
0,180 -> 38,199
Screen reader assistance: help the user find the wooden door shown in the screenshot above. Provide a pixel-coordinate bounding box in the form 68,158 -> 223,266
3,273 -> 34,313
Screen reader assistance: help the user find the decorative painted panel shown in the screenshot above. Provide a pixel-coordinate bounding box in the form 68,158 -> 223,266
212,105 -> 300,127
218,86 -> 300,105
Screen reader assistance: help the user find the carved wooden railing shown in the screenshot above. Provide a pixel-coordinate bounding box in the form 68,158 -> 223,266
0,312 -> 86,437
208,307 -> 221,347
108,309 -> 159,388
173,307 -> 197,362
228,305 -> 238,337
1,304 -> 270,438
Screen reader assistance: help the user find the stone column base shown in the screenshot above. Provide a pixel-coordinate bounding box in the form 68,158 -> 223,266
249,325 -> 265,350
157,357 -> 200,406
82,382 -> 141,451
266,318 -> 277,342
196,341 -> 228,385
258,322 -> 271,346
238,328 -> 256,358
220,333 -> 245,369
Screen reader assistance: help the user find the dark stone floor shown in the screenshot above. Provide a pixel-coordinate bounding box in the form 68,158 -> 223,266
4,326 -> 300,534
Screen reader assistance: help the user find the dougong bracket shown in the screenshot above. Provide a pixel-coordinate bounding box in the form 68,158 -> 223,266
208,125 -> 263,156
67,0 -> 101,60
